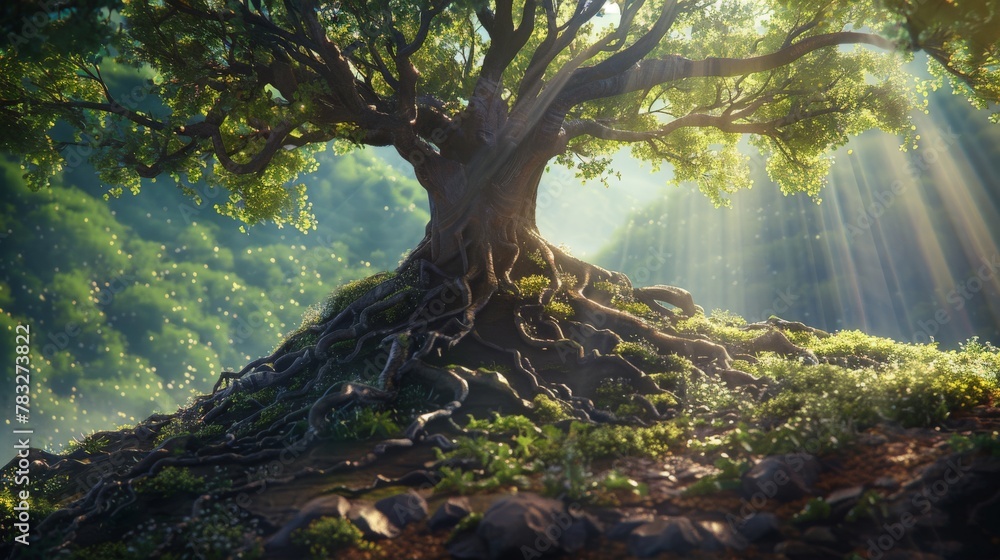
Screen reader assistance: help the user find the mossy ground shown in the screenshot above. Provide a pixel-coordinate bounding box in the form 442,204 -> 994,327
3,301 -> 998,559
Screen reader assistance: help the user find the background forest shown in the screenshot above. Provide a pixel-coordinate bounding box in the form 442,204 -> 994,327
1,83 -> 998,461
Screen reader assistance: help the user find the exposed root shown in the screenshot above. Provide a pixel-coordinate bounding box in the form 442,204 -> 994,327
23,233 -> 825,556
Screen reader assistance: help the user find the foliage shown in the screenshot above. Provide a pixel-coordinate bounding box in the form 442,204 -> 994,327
5,0 -> 996,235
291,516 -> 375,558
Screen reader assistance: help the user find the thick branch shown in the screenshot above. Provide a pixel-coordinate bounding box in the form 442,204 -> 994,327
561,31 -> 897,107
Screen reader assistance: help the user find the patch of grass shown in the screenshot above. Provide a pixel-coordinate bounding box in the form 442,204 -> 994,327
292,516 -> 375,557
135,466 -> 209,496
67,433 -> 109,454
532,394 -> 572,422
613,299 -> 654,318
614,340 -> 664,369
435,414 -> 683,500
183,502 -> 263,560
675,312 -> 758,345
154,417 -> 196,445
577,421 -> 684,459
323,272 -> 396,319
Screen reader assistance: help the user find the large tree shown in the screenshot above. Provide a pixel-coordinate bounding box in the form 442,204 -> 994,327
2,0 -> 999,548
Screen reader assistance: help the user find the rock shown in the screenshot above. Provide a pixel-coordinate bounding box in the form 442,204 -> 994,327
264,494 -> 351,549
731,512 -> 780,542
349,502 -> 401,540
825,485 -> 864,519
561,511 -> 603,552
428,496 -> 472,532
446,533 -> 490,560
627,516 -> 702,557
606,514 -> 655,540
695,519 -> 746,550
374,489 -> 428,529
741,454 -> 820,503
476,493 -> 571,559
874,476 -> 900,491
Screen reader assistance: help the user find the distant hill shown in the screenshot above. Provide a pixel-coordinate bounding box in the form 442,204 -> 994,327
0,149 -> 429,457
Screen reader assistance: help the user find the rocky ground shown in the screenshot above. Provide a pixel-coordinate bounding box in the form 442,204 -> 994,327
245,406 -> 1000,560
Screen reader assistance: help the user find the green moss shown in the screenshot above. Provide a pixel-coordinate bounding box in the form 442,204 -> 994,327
544,301 -> 574,320
183,502 -> 263,560
135,466 -> 208,495
323,272 -> 396,319
515,274 -> 550,298
804,329 -> 932,363
613,299 -> 654,317
592,280 -> 618,294
675,313 -> 758,344
532,394 -> 572,422
67,433 -> 109,454
614,340 -> 664,369
578,421 -> 684,459
154,417 -> 195,445
329,406 -> 401,440
195,424 -> 225,439
292,516 -> 374,558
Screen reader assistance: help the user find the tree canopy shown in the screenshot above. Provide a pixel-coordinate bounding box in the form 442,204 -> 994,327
2,0 -> 998,231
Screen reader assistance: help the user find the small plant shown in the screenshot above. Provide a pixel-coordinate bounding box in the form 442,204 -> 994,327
68,433 -> 109,454
329,407 -> 401,440
292,516 -> 374,558
514,274 -> 551,298
544,300 -> 574,320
